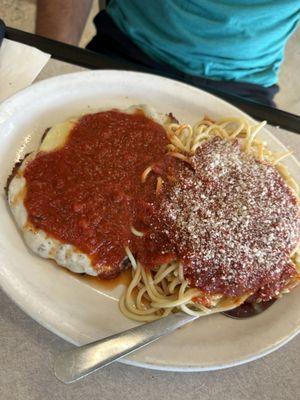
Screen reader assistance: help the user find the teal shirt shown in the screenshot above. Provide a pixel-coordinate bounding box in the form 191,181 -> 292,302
107,0 -> 300,87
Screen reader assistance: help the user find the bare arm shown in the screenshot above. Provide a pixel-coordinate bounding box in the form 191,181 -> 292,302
36,0 -> 93,45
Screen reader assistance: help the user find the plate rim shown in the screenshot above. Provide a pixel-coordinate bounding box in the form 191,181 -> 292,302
120,327 -> 300,371
0,69 -> 299,372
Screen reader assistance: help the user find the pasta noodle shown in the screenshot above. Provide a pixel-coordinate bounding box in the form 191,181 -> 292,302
121,117 -> 300,321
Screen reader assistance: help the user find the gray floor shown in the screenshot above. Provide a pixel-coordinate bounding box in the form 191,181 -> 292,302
1,0 -> 299,114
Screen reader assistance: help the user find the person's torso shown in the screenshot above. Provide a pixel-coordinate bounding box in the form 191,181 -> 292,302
107,0 -> 300,86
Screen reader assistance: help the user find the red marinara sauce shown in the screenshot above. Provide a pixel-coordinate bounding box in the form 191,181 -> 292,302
157,137 -> 300,300
23,110 -> 300,301
24,110 -> 175,278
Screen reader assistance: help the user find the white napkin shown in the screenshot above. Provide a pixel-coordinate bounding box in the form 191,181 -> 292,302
0,38 -> 50,103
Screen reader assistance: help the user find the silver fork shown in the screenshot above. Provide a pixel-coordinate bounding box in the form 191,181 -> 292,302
54,299 -> 276,383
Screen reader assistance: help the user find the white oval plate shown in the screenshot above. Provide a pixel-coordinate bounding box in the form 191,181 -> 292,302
0,70 -> 300,371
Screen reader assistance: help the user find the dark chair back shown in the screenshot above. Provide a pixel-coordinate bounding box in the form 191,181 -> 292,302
99,0 -> 110,10
0,19 -> 5,48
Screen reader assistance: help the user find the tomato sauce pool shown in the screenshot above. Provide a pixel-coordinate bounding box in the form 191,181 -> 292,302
24,110 -> 177,278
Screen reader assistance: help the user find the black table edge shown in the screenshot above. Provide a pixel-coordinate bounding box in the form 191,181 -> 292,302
4,25 -> 300,134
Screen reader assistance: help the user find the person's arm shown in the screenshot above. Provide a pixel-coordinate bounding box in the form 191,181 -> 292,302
36,0 -> 93,45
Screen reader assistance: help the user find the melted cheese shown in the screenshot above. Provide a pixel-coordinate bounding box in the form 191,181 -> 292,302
39,118 -> 78,152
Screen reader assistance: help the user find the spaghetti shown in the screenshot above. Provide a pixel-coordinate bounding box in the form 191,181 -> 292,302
120,117 -> 300,321
9,108 -> 299,322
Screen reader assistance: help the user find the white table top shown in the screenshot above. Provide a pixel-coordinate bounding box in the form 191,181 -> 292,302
1,59 -> 300,400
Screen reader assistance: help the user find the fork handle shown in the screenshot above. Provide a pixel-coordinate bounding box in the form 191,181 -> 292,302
54,313 -> 198,383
